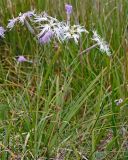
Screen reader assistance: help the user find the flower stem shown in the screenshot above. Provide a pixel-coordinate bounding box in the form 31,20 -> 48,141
67,14 -> 70,26
79,43 -> 99,55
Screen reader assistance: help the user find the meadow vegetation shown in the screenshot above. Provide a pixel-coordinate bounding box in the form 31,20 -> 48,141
0,0 -> 128,159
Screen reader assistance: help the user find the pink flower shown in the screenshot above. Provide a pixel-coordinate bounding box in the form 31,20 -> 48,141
0,26 -> 6,38
17,56 -> 27,62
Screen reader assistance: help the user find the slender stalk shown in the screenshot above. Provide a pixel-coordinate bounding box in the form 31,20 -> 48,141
67,14 -> 70,26
79,43 -> 99,55
67,43 -> 99,70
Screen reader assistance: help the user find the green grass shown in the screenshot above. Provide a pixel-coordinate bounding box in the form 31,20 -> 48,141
0,0 -> 128,159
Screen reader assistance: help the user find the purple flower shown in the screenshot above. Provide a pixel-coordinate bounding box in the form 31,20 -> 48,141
38,31 -> 53,44
7,17 -> 18,30
17,56 -> 27,62
65,4 -> 73,15
0,26 -> 6,38
114,98 -> 123,106
23,11 -> 35,18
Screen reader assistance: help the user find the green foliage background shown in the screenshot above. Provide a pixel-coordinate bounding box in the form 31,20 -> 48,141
0,0 -> 128,159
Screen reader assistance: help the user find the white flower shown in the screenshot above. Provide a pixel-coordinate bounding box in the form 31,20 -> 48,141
53,22 -> 66,41
62,24 -> 88,44
19,10 -> 36,24
34,12 -> 58,24
34,16 -> 48,23
92,30 -> 111,56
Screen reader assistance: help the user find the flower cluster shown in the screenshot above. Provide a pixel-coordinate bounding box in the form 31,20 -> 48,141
34,12 -> 64,43
34,12 -> 88,44
0,4 -> 111,57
